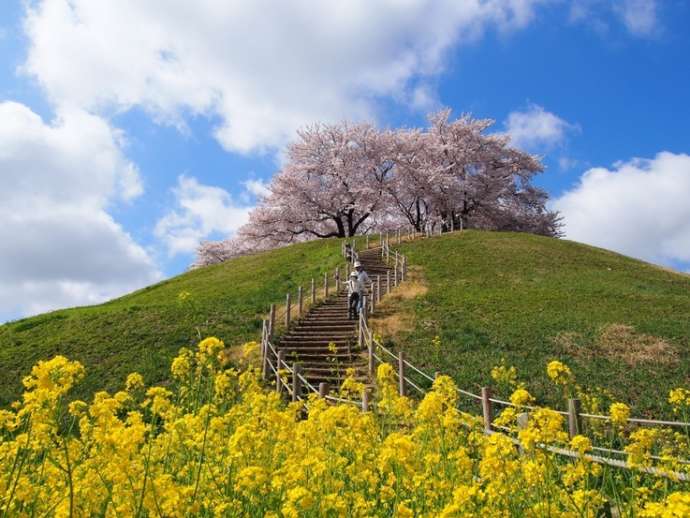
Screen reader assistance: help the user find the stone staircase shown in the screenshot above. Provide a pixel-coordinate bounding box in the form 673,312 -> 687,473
276,246 -> 390,389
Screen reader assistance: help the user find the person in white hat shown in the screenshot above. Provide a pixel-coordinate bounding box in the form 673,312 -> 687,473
347,271 -> 361,320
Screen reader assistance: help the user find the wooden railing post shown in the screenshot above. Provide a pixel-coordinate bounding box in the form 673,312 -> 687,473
398,351 -> 406,396
402,256 -> 407,282
297,286 -> 303,317
481,387 -> 493,434
376,275 -> 381,303
260,318 -> 266,357
517,412 -> 529,453
362,389 -> 370,412
269,304 -> 276,338
285,293 -> 291,328
262,345 -> 270,381
261,319 -> 268,380
367,336 -> 374,379
397,228 -> 401,244
292,365 -> 301,402
394,262 -> 398,288
323,271 -> 328,298
370,284 -> 375,314
335,267 -> 340,293
276,350 -> 285,393
319,382 -> 330,398
366,234 -> 370,249
311,278 -> 316,304
568,398 -> 582,438
361,296 -> 367,325
386,270 -> 391,295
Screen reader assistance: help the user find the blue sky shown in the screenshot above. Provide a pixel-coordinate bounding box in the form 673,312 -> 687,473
1,1 -> 689,321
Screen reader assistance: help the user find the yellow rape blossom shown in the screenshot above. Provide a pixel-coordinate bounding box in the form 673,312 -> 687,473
0,336 -> 687,517
610,402 -> 631,427
510,387 -> 535,407
546,360 -> 573,386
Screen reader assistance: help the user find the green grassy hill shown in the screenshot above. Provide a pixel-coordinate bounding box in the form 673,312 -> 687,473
1,230 -> 688,416
0,239 -> 344,406
388,231 -> 690,416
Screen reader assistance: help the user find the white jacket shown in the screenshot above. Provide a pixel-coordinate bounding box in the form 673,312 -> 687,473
347,278 -> 362,296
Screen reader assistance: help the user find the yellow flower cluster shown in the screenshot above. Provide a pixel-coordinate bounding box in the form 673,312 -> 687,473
490,364 -> 517,388
610,401 -> 631,427
669,388 -> 690,412
546,360 -> 573,386
510,387 -> 535,407
0,338 -> 688,516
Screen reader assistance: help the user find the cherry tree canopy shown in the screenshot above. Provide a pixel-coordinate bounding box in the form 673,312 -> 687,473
195,110 -> 561,267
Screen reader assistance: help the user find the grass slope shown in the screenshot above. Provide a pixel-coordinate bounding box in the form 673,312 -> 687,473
0,239 -> 344,406
390,231 -> 690,416
2,231 -> 688,416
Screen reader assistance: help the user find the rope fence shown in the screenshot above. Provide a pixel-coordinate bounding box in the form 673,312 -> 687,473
258,225 -> 689,482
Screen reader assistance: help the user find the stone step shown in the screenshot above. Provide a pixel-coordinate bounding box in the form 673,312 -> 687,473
278,351 -> 363,360
266,247 -> 397,393
286,328 -> 355,334
300,363 -> 368,372
280,339 -> 353,347
304,376 -> 369,388
302,368 -> 368,376
305,317 -> 351,322
283,338 -> 355,344
290,321 -> 356,327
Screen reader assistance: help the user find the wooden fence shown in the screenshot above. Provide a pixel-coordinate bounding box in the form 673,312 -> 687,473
259,226 -> 690,481
259,229 -> 410,407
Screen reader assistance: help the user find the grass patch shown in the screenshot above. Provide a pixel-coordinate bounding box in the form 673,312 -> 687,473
388,230 -> 690,417
555,323 -> 679,367
369,267 -> 428,337
0,239 -> 345,406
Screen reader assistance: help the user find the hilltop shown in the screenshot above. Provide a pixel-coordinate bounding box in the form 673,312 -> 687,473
1,231 -> 688,415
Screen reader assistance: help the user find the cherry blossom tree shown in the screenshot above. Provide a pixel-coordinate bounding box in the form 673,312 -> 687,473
240,122 -> 395,246
195,110 -> 561,266
420,109 -> 550,232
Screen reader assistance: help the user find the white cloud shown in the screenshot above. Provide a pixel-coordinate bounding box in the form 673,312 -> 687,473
22,0 -> 548,154
616,0 -> 658,37
558,156 -> 579,171
569,0 -> 659,37
552,152 -> 690,269
243,179 -> 271,199
155,176 -> 252,256
505,104 -> 576,150
0,101 -> 160,321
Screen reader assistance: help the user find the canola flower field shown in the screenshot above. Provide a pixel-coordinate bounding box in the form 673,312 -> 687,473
1,337 -> 689,517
